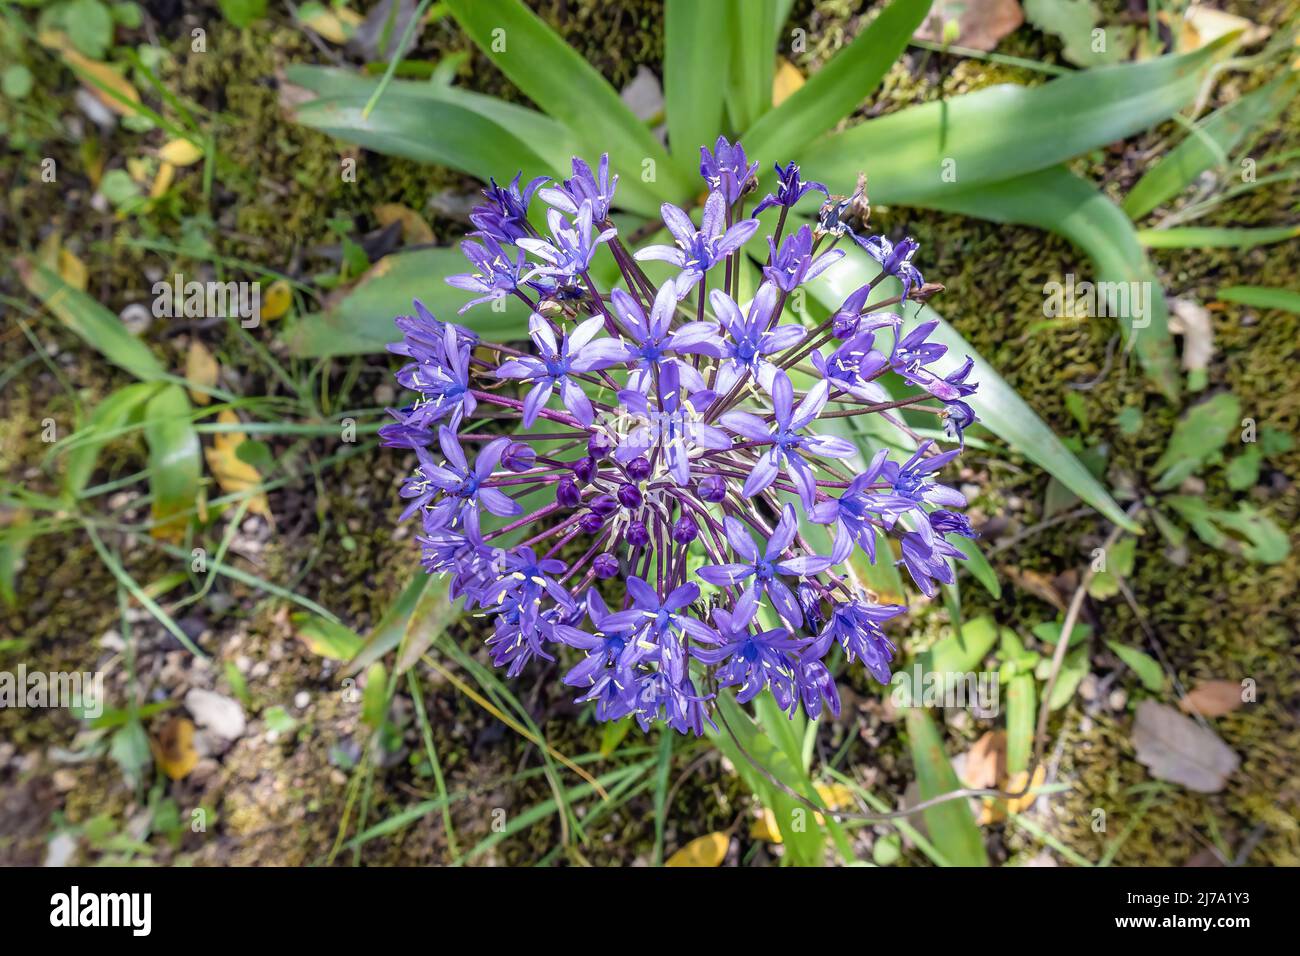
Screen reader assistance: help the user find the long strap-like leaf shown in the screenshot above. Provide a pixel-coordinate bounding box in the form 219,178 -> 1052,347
443,0 -> 693,204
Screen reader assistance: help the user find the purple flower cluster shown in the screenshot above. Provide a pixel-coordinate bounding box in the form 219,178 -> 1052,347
382,143 -> 980,735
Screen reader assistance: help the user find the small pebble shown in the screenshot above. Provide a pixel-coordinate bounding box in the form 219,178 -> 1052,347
294,691 -> 310,710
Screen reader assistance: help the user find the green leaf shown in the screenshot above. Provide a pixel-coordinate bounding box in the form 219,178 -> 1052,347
217,0 -> 267,28
904,708 -> 988,866
0,514 -> 37,610
1224,446 -> 1261,491
285,248 -> 530,357
1032,618 -> 1093,648
67,0 -> 114,59
1164,497 -> 1290,564
1005,670 -> 1036,776
1045,644 -> 1089,711
791,40 -> 1230,207
362,661 -> 389,731
1087,534 -> 1134,600
599,718 -> 635,758
1138,224 -> 1300,248
664,0 -> 729,182
1105,641 -> 1164,692
442,0 -> 691,202
1123,75 -> 1299,220
64,382 -> 159,499
292,611 -> 364,661
723,0 -> 776,133
142,385 -> 201,543
742,0 -> 933,161
2,64 -> 34,100
1217,285 -> 1300,313
16,258 -> 166,382
917,615 -> 999,676
1151,392 -> 1240,490
292,90 -> 555,189
287,65 -> 587,186
1023,0 -> 1134,67
931,166 -> 1179,399
951,535 -> 1000,598
803,241 -> 1139,531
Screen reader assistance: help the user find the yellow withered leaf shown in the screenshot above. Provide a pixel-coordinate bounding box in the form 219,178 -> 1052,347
1004,765 -> 1047,816
814,781 -> 855,811
261,279 -> 293,321
150,161 -> 176,198
185,340 -> 218,406
62,49 -> 141,115
59,249 -> 88,292
772,57 -> 805,107
664,832 -> 729,867
152,717 -> 199,781
159,138 -> 204,166
203,410 -> 271,518
374,203 -> 435,245
299,5 -> 363,44
750,808 -> 783,843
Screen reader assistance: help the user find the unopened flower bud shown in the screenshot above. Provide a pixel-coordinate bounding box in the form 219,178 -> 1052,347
672,515 -> 698,545
501,441 -> 536,473
572,455 -> 597,484
593,553 -> 619,579
590,494 -> 618,518
579,512 -> 605,534
697,474 -> 726,503
628,521 -> 650,547
617,482 -> 642,509
626,456 -> 651,481
556,477 -> 580,508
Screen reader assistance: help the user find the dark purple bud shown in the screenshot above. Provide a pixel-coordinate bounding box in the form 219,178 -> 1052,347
587,432 -> 612,459
572,455 -> 597,484
626,456 -> 651,481
697,474 -> 726,503
617,482 -> 642,509
592,553 -> 619,579
672,515 -> 698,545
590,494 -> 619,518
628,521 -> 650,547
501,441 -> 536,473
556,477 -> 581,508
579,512 -> 605,534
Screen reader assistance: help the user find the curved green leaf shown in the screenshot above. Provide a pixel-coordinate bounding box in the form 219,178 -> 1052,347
1123,74 -> 1299,220
285,248 -> 530,357
293,91 -> 555,187
929,166 -> 1180,399
65,382 -> 160,499
804,237 -> 1140,531
142,384 -> 201,543
285,65 -> 614,205
790,40 -> 1231,205
1217,285 -> 1300,312
904,708 -> 988,866
1137,224 -> 1300,248
742,0 -> 932,161
16,258 -> 165,382
443,0 -> 692,203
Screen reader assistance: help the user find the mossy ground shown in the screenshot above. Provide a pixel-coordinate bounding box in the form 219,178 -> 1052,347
2,1 -> 1297,867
